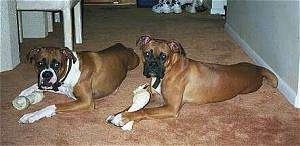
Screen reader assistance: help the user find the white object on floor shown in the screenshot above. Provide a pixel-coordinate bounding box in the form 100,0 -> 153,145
171,0 -> 182,14
185,5 -> 196,13
12,91 -> 44,110
12,96 -> 30,110
107,84 -> 150,131
178,0 -> 203,13
152,0 -> 172,13
19,105 -> 56,124
127,84 -> 150,112
152,3 -> 163,13
16,0 -> 82,50
161,1 -> 172,13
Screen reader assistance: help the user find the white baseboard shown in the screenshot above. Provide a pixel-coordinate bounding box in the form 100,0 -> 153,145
224,23 -> 298,108
295,58 -> 300,108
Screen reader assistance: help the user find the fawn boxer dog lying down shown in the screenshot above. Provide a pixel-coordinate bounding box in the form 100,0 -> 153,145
15,43 -> 139,123
107,35 -> 278,129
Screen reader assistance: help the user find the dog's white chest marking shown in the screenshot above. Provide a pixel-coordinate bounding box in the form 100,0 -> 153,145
151,77 -> 161,95
56,52 -> 81,100
61,52 -> 81,91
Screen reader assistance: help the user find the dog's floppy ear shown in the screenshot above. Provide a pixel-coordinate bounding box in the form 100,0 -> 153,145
167,40 -> 186,56
136,35 -> 151,48
60,47 -> 77,63
27,47 -> 42,64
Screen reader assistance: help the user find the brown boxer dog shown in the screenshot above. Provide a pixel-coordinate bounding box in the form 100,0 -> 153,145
108,35 -> 278,127
16,43 -> 139,123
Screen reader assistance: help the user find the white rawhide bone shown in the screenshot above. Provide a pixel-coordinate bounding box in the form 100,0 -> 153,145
107,84 -> 150,131
127,84 -> 150,112
12,91 -> 44,110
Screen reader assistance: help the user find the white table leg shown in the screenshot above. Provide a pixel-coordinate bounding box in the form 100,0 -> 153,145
63,8 -> 73,50
17,11 -> 23,43
74,1 -> 82,44
47,12 -> 53,32
54,12 -> 60,23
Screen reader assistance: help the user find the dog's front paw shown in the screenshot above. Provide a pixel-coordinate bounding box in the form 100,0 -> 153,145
106,113 -> 134,131
18,105 -> 56,124
106,113 -> 126,127
121,121 -> 134,131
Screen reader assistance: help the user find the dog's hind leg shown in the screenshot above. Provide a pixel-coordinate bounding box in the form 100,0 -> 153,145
56,80 -> 94,112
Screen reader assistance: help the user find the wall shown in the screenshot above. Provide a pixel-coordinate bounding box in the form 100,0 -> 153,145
225,0 -> 300,107
0,0 -> 20,72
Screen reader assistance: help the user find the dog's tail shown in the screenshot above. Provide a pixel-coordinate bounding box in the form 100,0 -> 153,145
261,68 -> 278,88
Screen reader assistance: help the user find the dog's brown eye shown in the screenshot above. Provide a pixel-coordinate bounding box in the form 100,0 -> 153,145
145,52 -> 150,56
50,59 -> 60,70
37,58 -> 47,68
51,62 -> 60,69
37,62 -> 44,67
54,63 -> 59,68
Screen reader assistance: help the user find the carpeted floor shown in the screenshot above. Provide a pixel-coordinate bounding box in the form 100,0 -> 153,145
1,6 -> 300,145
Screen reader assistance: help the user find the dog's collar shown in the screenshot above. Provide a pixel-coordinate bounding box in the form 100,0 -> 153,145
56,51 -> 78,89
152,77 -> 161,89
59,59 -> 73,84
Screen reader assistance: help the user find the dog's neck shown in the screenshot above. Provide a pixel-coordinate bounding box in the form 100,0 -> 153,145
151,77 -> 161,94
61,52 -> 81,88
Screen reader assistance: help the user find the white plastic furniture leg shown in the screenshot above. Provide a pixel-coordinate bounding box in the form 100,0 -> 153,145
47,12 -> 53,33
54,12 -> 60,23
17,11 -> 23,43
63,8 -> 73,50
74,2 -> 82,44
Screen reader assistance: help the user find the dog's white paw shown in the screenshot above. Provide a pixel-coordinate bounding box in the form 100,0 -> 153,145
106,113 -> 126,127
106,114 -> 134,131
121,121 -> 134,131
18,105 -> 56,124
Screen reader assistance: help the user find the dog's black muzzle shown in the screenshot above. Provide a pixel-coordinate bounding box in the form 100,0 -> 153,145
143,61 -> 165,79
37,69 -> 61,91
143,51 -> 166,89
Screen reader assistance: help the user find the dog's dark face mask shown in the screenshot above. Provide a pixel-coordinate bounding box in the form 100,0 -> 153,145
143,49 -> 167,88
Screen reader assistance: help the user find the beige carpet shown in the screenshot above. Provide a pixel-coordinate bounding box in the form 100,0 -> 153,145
1,6 -> 299,145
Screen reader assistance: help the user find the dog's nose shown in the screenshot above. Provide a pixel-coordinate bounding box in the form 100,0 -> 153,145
149,62 -> 158,67
42,71 -> 53,78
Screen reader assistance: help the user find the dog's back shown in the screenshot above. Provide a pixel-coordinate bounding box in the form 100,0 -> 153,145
183,61 -> 278,104
96,43 -> 139,70
77,43 -> 139,99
